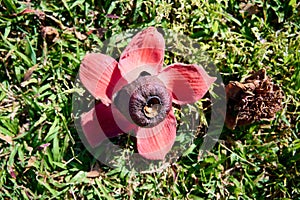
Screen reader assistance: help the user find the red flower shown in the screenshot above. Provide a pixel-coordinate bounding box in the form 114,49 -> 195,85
79,27 -> 216,160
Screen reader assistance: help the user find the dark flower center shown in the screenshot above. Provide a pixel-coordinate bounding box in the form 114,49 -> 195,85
113,74 -> 172,128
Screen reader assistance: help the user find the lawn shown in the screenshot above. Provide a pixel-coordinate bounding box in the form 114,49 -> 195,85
0,0 -> 299,199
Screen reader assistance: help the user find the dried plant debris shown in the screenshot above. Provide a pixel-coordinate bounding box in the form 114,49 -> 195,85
41,26 -> 59,43
225,69 -> 284,130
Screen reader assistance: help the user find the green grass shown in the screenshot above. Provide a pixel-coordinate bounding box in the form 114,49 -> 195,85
0,0 -> 299,199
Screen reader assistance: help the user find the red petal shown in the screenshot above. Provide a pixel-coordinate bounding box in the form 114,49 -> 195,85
80,53 -> 126,105
119,27 -> 165,82
81,103 -> 135,147
136,110 -> 176,160
158,63 -> 216,105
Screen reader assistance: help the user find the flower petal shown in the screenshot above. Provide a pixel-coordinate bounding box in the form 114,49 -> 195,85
81,103 -> 135,148
80,53 -> 126,105
158,63 -> 216,105
136,110 -> 176,160
119,27 -> 165,82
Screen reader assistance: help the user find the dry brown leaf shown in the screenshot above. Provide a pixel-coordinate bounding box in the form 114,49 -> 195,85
239,2 -> 259,17
26,156 -> 37,168
23,64 -> 38,81
74,30 -> 87,40
86,170 -> 100,178
41,26 -> 59,43
0,132 -> 13,144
